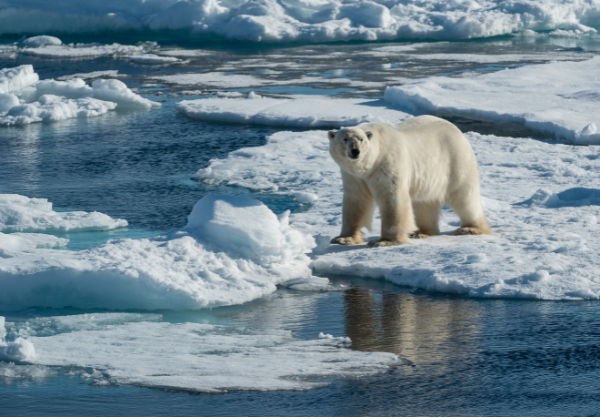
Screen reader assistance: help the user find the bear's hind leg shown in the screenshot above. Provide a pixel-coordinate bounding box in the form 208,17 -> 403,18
447,189 -> 491,236
410,201 -> 442,239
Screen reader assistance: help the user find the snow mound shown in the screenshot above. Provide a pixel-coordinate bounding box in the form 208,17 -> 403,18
1,0 -> 600,42
0,193 -> 128,233
22,35 -> 62,47
25,317 -> 399,392
196,128 -> 600,301
384,56 -> 600,145
0,65 -> 39,94
177,96 -> 411,128
0,194 -> 316,310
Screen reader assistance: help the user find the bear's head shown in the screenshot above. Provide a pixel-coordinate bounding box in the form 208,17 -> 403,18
328,127 -> 375,175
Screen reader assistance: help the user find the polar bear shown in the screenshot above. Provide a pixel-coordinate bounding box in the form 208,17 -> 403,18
328,116 -> 491,247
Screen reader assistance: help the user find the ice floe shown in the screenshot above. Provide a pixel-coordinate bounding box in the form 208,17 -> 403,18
177,95 -> 411,128
129,54 -> 181,64
22,43 -> 146,59
0,64 -> 159,126
0,194 -> 320,310
0,95 -> 117,126
196,127 -> 600,301
1,313 -> 400,392
2,0 -> 600,42
384,56 -> 600,145
0,193 -> 128,233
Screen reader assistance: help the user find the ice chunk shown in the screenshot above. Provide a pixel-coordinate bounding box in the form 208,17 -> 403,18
28,321 -> 399,392
0,194 -> 315,310
129,54 -> 180,64
0,65 -> 39,94
0,338 -> 35,362
0,232 -> 68,258
0,193 -> 128,233
384,57 -> 600,145
35,78 -> 160,109
22,35 -> 62,47
177,95 -> 411,128
0,316 -> 5,341
0,93 -> 19,112
91,79 -> 161,109
0,95 -> 117,126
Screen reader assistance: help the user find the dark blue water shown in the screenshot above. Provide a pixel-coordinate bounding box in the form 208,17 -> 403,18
2,42 -> 600,416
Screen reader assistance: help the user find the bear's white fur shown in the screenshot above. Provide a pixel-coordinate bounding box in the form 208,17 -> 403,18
328,115 -> 491,247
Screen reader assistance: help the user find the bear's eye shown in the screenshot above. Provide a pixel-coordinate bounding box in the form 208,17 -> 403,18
343,138 -> 348,142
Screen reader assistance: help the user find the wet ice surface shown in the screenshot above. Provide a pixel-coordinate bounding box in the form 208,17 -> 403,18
2,37 -> 600,415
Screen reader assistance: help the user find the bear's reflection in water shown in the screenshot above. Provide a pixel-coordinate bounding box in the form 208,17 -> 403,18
343,287 -> 481,366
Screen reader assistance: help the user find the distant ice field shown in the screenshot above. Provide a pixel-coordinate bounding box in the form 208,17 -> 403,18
4,0 -> 600,43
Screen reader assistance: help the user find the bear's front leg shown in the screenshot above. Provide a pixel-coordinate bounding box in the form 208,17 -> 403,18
368,189 -> 413,247
331,172 -> 374,245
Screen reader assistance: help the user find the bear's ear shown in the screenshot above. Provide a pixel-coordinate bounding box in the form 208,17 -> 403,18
328,130 -> 336,140
365,131 -> 373,140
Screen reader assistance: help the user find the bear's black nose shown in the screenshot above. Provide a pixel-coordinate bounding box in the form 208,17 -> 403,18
351,149 -> 360,158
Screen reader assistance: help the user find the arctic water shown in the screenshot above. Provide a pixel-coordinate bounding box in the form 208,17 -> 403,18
2,35 -> 600,416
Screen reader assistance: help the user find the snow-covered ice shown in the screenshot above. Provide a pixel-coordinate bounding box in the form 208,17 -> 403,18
2,0 -> 600,42
0,194 -> 322,310
0,194 -> 128,233
0,313 -> 400,392
384,56 -> 600,145
196,127 -> 600,301
177,95 -> 411,128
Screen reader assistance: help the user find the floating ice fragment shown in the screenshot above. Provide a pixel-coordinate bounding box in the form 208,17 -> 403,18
0,65 -> 39,94
129,54 -> 180,64
247,91 -> 261,99
22,36 -> 62,47
0,338 -> 35,362
0,193 -> 128,233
